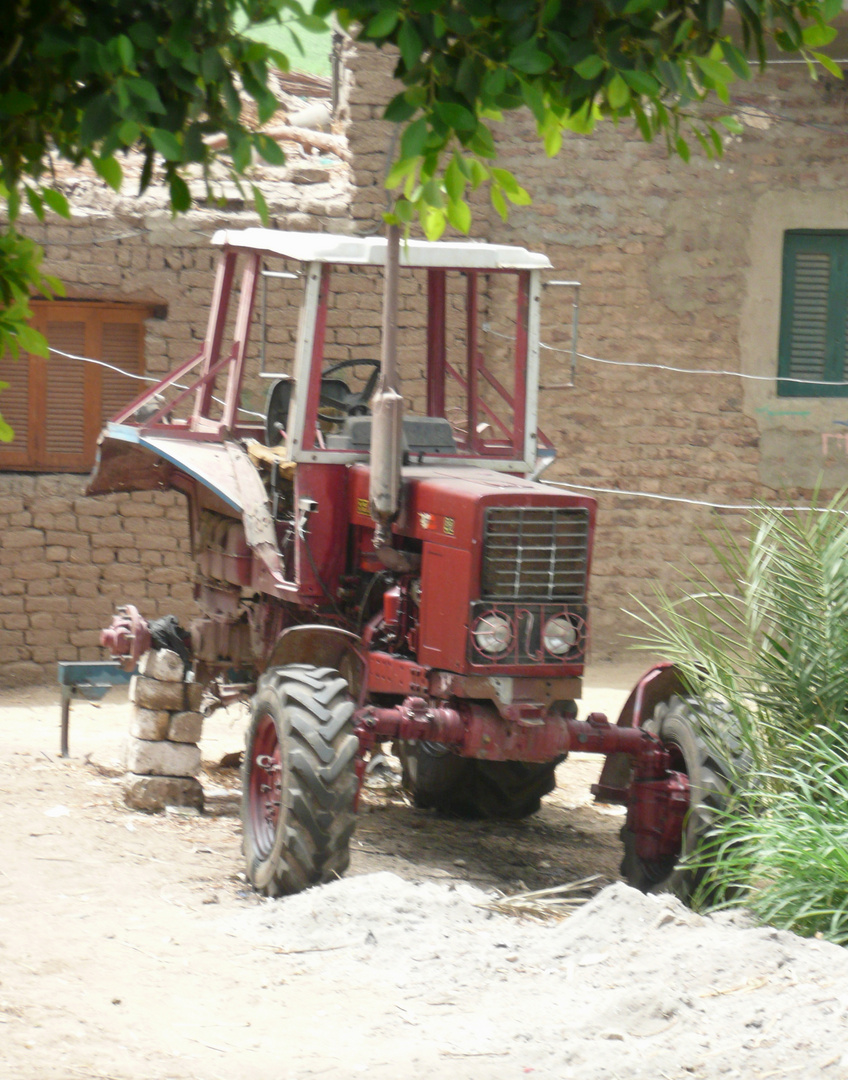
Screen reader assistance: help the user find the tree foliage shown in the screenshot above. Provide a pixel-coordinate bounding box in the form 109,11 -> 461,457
0,0 -> 321,418
0,0 -> 843,399
322,0 -> 843,237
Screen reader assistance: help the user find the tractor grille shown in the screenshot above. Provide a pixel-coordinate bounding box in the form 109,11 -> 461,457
481,506 -> 589,601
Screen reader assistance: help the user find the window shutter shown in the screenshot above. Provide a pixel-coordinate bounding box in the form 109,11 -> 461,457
778,232 -> 848,397
101,321 -> 143,422
0,301 -> 151,472
43,320 -> 88,461
0,354 -> 31,466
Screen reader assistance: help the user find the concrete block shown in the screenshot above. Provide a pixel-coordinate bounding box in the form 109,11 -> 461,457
138,648 -> 186,683
130,674 -> 184,711
125,736 -> 200,777
129,707 -> 171,741
123,774 -> 204,813
168,711 -> 203,744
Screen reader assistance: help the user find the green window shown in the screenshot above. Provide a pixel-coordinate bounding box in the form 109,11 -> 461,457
778,230 -> 848,397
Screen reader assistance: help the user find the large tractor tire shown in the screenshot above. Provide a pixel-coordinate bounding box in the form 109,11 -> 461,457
399,742 -> 559,820
620,694 -> 740,904
242,664 -> 359,897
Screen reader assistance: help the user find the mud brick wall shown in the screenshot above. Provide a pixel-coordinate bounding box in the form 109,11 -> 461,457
0,475 -> 195,684
343,39 -> 848,657
0,173 -> 356,685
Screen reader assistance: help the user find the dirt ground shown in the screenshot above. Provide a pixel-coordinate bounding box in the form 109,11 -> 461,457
4,661 -> 847,1079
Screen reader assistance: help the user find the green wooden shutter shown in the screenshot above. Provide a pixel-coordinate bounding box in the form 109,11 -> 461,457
778,231 -> 848,397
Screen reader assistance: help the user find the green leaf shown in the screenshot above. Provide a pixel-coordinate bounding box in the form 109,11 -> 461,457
400,117 -> 429,160
420,203 -> 446,240
504,184 -> 532,206
365,9 -> 399,38
254,134 -> 285,166
128,21 -> 157,50
445,157 -> 465,202
446,198 -> 471,234
675,134 -> 691,163
92,155 -> 123,190
398,19 -> 423,69
17,324 -> 48,356
150,129 -> 183,162
468,159 -> 488,188
490,167 -> 519,194
622,69 -> 660,96
719,41 -> 752,80
508,39 -> 553,75
116,34 -> 134,69
168,173 -> 191,213
823,0 -> 843,19
434,101 -> 477,132
384,92 -> 418,124
41,189 -> 70,218
543,122 -> 563,157
607,73 -> 631,109
491,185 -> 508,222
81,97 -> 115,145
394,198 -> 415,223
251,184 -> 270,226
632,103 -> 652,142
718,114 -> 744,134
118,120 -> 141,146
694,56 -> 734,85
0,415 -> 14,443
0,90 -> 35,115
421,178 -> 443,209
812,52 -> 844,79
385,156 -> 417,188
802,23 -> 837,48
574,55 -> 605,80
128,78 -> 166,113
25,187 -> 45,221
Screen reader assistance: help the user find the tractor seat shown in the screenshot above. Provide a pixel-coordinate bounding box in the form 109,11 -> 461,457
326,415 -> 458,454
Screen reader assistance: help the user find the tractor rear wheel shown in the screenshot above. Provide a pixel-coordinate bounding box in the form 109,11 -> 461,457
399,742 -> 558,820
620,694 -> 737,903
242,664 -> 359,897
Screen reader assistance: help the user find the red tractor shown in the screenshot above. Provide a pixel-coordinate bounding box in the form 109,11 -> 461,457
91,228 -> 718,899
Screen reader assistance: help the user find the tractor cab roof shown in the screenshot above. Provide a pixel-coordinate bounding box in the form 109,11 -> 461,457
212,228 -> 553,271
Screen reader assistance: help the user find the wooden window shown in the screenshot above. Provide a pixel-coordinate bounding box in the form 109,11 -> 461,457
778,230 -> 848,397
0,301 -> 149,471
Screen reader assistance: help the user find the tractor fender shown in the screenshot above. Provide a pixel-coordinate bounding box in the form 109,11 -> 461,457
593,662 -> 688,804
266,625 -> 365,697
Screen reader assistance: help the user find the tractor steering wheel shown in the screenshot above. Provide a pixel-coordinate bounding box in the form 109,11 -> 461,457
318,358 -> 381,423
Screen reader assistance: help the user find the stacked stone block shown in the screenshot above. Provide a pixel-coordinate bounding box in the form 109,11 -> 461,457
124,648 -> 205,813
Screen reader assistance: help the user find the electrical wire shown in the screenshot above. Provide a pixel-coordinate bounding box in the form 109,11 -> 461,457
47,346 -> 266,419
482,323 -> 848,387
542,478 -> 847,514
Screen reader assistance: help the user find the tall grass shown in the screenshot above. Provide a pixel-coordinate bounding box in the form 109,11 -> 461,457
629,493 -> 848,942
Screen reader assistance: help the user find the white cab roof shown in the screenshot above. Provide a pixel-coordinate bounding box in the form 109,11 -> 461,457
212,228 -> 552,270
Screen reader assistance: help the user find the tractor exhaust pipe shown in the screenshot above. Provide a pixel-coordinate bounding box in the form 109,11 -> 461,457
369,222 -> 403,551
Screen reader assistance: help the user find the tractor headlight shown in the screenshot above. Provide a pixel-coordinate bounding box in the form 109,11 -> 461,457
543,615 -> 577,656
473,612 -> 512,656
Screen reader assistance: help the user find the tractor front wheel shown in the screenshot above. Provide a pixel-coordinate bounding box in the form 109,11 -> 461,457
242,664 -> 359,896
620,694 -> 736,903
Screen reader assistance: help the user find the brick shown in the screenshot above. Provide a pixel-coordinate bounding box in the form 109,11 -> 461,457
129,707 -> 172,741
137,648 -> 186,683
129,674 -> 202,712
168,710 -> 203,744
125,737 -> 201,777
123,774 -> 204,813
1,529 -> 44,549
